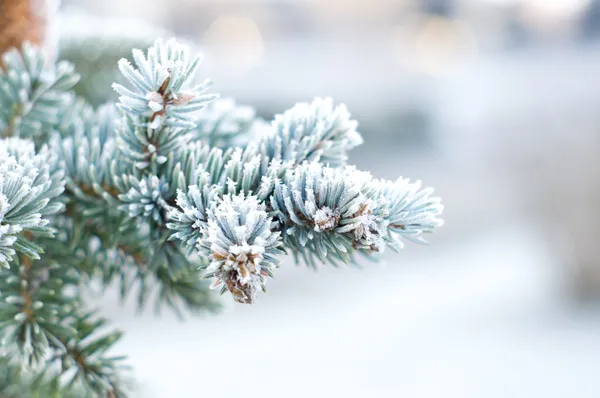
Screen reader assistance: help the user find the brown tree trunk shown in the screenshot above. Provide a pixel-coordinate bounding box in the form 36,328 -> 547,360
0,0 -> 50,57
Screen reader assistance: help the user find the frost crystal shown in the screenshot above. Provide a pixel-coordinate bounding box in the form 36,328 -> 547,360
199,193 -> 282,304
262,97 -> 364,167
338,198 -> 387,252
113,38 -> 217,130
271,162 -> 388,264
166,172 -> 220,251
119,175 -> 170,223
0,194 -> 18,267
313,207 -> 340,232
0,35 -> 446,395
0,138 -> 66,267
269,161 -> 443,265
376,178 -> 444,250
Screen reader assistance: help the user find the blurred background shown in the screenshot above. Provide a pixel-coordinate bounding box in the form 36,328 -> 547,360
57,0 -> 600,396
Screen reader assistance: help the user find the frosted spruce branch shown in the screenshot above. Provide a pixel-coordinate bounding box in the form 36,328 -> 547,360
112,38 -> 217,164
201,193 -> 283,303
0,138 -> 65,268
0,236 -> 128,396
53,100 -> 219,314
0,36 -> 443,396
133,38 -> 443,301
0,43 -> 79,139
270,162 -> 387,266
260,97 -> 364,168
271,162 -> 444,266
0,137 -> 127,396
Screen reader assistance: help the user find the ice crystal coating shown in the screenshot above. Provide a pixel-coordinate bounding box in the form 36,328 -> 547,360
0,138 -> 65,267
112,38 -> 217,130
271,162 -> 388,265
119,175 -> 170,223
261,97 -> 363,167
0,36 -> 444,396
198,193 -> 283,304
166,171 -> 219,252
0,43 -> 79,138
376,177 -> 444,250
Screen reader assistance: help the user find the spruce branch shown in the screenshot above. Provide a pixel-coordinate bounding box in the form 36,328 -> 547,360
49,85 -> 219,315
0,44 -> 79,139
200,193 -> 283,304
0,228 -> 130,396
166,171 -> 218,252
259,97 -> 363,168
270,162 -> 383,266
0,138 -> 66,268
0,31 -> 444,393
377,177 -> 444,250
112,38 -> 217,132
270,162 -> 443,267
52,103 -> 126,228
46,313 -> 128,397
118,174 -> 171,224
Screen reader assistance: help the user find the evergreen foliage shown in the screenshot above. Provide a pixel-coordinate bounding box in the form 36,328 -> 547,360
0,37 -> 443,396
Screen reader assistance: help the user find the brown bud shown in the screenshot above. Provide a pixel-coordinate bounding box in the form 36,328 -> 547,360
226,278 -> 256,304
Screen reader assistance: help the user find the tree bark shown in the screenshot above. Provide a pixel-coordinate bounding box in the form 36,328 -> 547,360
0,0 -> 54,59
